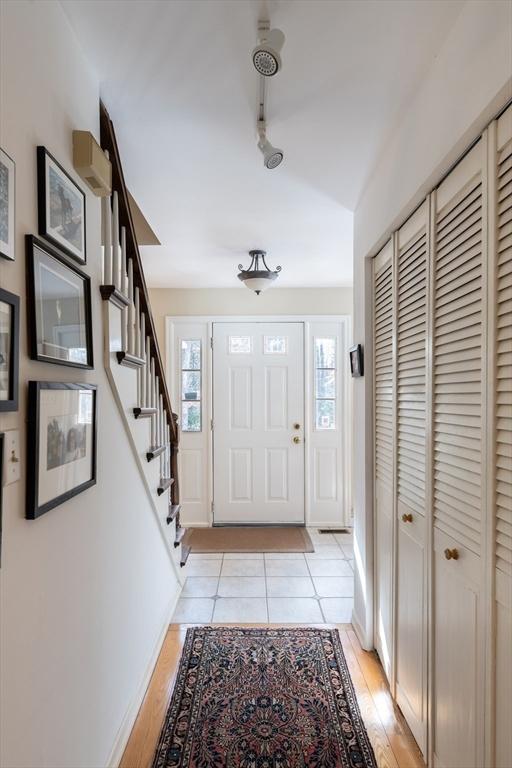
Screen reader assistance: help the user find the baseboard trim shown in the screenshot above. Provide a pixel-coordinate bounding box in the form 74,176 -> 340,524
351,608 -> 373,652
106,587 -> 182,767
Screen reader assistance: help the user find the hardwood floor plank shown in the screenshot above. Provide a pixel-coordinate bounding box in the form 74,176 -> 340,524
120,629 -> 186,768
338,629 -> 400,768
347,629 -> 425,768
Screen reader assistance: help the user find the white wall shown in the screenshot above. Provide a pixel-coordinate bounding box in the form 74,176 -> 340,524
0,3 -> 180,766
351,0 -> 512,647
150,287 -> 353,349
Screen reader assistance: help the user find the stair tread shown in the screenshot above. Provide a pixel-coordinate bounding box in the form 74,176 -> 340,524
167,504 -> 181,525
180,543 -> 191,567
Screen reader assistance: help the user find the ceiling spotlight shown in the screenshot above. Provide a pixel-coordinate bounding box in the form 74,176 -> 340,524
252,27 -> 285,76
237,250 -> 282,294
257,121 -> 283,169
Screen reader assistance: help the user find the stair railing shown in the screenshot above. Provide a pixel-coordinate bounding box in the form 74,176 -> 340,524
99,102 -> 185,561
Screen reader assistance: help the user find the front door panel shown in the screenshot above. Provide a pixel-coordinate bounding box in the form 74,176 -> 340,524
213,322 -> 304,524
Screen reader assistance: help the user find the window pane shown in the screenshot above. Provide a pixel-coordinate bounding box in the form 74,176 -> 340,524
315,338 -> 336,369
316,369 -> 335,398
316,399 -> 335,430
181,339 -> 201,370
229,335 -> 251,354
264,335 -> 287,354
182,371 -> 201,400
182,401 -> 201,432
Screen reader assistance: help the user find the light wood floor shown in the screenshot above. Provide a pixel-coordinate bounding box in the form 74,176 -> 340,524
120,623 -> 425,768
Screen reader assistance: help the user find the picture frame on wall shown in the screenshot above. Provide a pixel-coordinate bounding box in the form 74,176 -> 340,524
0,148 -> 15,261
26,381 -> 97,519
0,287 -> 20,412
37,146 -> 86,265
348,343 -> 364,377
26,234 -> 93,369
0,431 -> 4,567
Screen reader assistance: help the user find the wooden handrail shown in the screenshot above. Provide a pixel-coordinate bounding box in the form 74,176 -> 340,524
99,102 -> 178,445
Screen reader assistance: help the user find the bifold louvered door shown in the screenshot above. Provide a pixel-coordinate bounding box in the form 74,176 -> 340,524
395,202 -> 428,753
432,140 -> 486,768
373,241 -> 394,681
493,104 -> 512,768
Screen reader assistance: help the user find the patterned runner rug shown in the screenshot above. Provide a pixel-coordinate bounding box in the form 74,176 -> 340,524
153,627 -> 377,768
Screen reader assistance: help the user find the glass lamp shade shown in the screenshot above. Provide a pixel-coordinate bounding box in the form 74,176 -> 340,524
238,272 -> 278,294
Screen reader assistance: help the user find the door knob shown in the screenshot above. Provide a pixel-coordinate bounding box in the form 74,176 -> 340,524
293,423 -> 301,430
444,548 -> 459,561
401,513 -> 413,523
293,436 -> 301,444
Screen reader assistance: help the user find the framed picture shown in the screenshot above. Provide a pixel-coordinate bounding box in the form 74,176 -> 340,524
349,343 -> 364,377
0,287 -> 20,411
37,146 -> 86,265
0,149 -> 15,261
0,431 -> 3,566
26,234 -> 93,369
26,381 -> 97,519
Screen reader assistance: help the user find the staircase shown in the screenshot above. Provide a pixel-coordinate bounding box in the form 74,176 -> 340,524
98,103 -> 189,575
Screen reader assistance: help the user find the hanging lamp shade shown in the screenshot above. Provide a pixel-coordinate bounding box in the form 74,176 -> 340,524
237,250 -> 282,295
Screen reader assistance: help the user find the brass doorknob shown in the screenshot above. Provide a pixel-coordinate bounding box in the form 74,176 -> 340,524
293,436 -> 301,444
293,423 -> 301,430
444,548 -> 459,561
402,513 -> 413,523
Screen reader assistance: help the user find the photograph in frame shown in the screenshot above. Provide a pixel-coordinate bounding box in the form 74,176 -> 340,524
0,148 -> 15,261
349,343 -> 364,378
26,235 -> 93,369
0,287 -> 20,411
26,381 -> 97,519
37,146 -> 86,265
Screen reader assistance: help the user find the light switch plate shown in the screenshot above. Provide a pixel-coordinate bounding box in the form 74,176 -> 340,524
3,430 -> 21,485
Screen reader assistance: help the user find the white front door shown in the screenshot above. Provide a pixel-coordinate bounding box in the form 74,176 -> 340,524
213,322 -> 304,524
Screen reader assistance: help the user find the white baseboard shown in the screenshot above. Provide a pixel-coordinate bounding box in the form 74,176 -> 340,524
106,587 -> 182,767
351,608 -> 373,652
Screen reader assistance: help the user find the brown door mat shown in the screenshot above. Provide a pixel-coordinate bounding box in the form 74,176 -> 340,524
183,526 -> 314,553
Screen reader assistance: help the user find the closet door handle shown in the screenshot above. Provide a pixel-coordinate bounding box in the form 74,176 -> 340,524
401,513 -> 413,523
444,548 -> 459,561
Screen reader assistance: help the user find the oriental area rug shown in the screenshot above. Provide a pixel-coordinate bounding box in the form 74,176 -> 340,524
152,627 -> 377,768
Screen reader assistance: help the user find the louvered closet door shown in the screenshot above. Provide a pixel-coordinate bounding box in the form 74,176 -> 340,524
432,141 -> 486,768
395,202 -> 428,755
493,104 -> 512,768
373,240 -> 394,681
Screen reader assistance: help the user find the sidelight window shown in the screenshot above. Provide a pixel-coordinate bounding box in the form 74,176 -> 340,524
181,339 -> 201,431
315,338 -> 336,430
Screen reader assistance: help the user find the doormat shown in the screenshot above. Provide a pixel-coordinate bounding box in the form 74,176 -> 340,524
152,627 -> 377,768
183,526 -> 314,553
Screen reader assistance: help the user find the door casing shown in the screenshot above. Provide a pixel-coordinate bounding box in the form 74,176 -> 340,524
166,314 -> 352,528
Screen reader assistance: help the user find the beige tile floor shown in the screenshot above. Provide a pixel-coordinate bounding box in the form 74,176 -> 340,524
172,529 -> 354,624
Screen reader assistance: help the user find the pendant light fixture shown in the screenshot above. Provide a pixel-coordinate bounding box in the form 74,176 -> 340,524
237,250 -> 282,294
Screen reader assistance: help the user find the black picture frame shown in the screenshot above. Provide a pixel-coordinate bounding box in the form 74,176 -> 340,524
37,146 -> 86,265
26,381 -> 97,519
0,287 -> 20,411
0,432 -> 4,566
349,344 -> 364,377
0,148 -> 15,261
26,234 -> 94,369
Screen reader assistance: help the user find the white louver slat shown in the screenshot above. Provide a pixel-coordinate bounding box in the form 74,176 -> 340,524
433,144 -> 483,554
374,254 -> 394,492
397,209 -> 427,516
496,130 -> 512,576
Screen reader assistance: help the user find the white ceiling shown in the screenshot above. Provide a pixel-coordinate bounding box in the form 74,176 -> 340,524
61,0 -> 464,288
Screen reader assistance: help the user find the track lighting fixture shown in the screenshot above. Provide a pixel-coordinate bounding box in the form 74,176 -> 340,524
252,27 -> 285,77
237,250 -> 282,294
257,121 -> 283,169
252,21 -> 285,169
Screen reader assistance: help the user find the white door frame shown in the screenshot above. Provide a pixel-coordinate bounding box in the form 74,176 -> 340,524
166,315 -> 352,528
